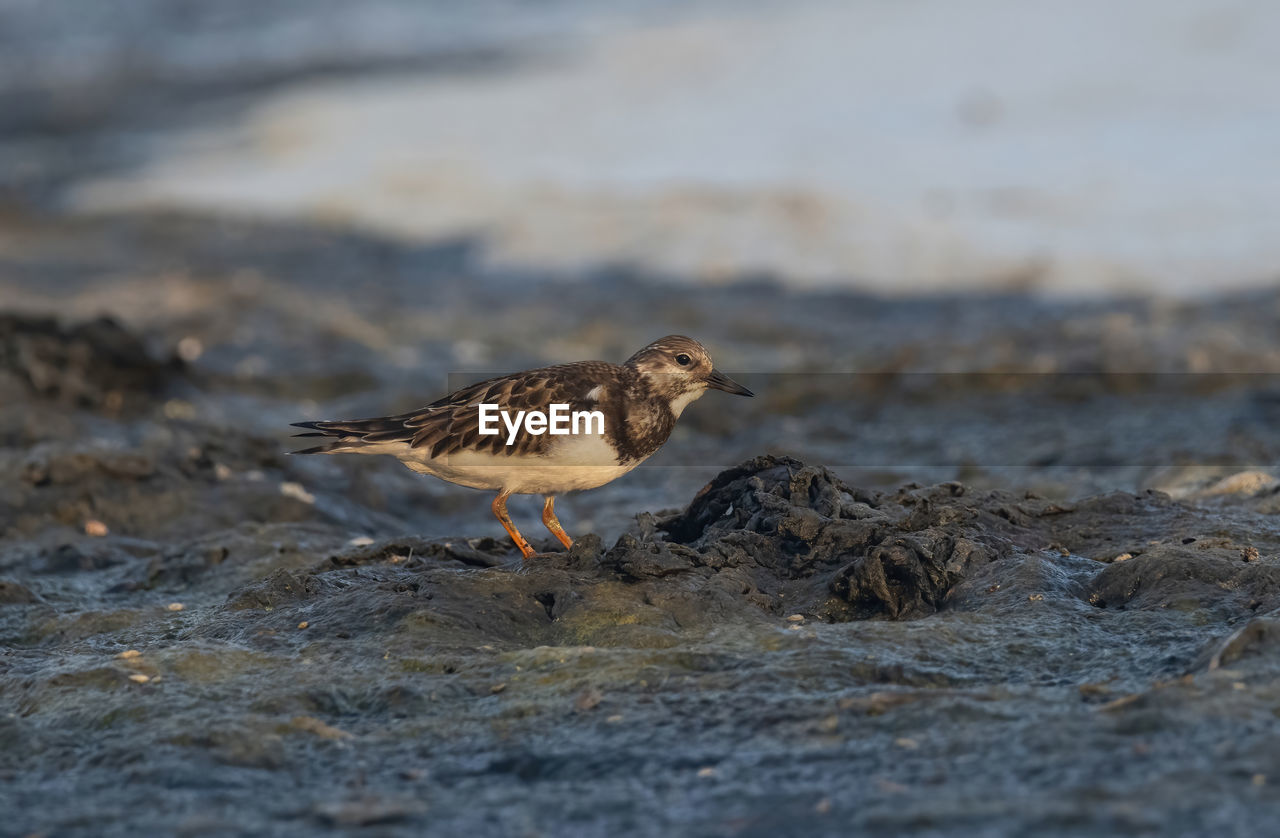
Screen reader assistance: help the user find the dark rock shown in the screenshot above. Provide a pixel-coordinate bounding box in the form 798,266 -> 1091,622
660,455 -> 881,545
142,544 -> 231,589
1086,545 -> 1280,615
20,448 -> 156,486
35,542 -> 131,574
604,531 -> 702,580
0,314 -> 183,409
1193,618 -> 1280,673
225,569 -> 321,611
562,532 -> 604,570
830,531 -> 1007,619
323,535 -> 506,570
643,455 -> 1029,620
0,578 -> 39,604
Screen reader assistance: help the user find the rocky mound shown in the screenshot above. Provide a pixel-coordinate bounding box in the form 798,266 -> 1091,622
0,313 -> 184,410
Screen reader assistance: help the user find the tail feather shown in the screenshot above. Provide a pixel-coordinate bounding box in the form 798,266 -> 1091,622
289,443 -> 343,455
288,417 -> 413,454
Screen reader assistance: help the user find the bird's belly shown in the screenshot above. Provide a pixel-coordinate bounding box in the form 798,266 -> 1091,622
387,434 -> 639,494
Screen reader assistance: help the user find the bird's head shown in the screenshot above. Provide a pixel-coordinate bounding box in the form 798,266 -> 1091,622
624,335 -> 753,416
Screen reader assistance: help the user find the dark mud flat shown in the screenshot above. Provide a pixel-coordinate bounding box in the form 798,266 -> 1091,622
4,2 -> 1280,832
7,433 -> 1280,836
4,218 -> 1280,836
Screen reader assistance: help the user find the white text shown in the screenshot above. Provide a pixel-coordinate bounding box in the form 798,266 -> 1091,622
478,403 -> 605,445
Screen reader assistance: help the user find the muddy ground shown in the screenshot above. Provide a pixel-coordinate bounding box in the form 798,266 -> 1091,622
2,211 -> 1280,837
5,2 -> 1280,833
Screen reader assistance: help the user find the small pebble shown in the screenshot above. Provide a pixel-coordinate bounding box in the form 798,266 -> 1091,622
1028,594 -> 1044,602
167,602 -> 184,612
348,536 -> 375,547
84,519 -> 109,537
786,614 -> 805,622
574,688 -> 603,712
606,714 -> 623,724
163,399 -> 196,420
894,737 -> 919,749
1242,546 -> 1260,563
1254,774 -> 1267,786
117,649 -> 142,660
696,767 -> 717,778
815,798 -> 832,815
213,463 -> 233,481
279,482 -> 316,505
490,683 -> 506,694
128,674 -> 150,684
176,336 -> 204,362
298,621 -> 309,629
291,715 -> 353,740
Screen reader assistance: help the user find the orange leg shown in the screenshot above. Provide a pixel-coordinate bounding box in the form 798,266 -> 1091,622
541,495 -> 574,550
492,491 -> 536,560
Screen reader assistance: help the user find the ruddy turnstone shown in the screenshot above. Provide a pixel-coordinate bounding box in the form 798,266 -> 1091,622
291,336 -> 752,559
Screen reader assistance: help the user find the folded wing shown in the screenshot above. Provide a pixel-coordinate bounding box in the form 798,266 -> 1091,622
290,361 -> 618,458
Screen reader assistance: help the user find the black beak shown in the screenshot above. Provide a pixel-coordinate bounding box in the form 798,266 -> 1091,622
706,368 -> 754,397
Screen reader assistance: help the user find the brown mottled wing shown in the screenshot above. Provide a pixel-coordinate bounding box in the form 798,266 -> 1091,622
293,362 -> 622,459
407,362 -> 620,458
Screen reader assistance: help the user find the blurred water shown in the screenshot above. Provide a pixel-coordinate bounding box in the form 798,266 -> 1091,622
66,0 -> 1280,296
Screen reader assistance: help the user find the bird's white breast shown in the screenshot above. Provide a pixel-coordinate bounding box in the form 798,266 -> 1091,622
356,432 -> 638,495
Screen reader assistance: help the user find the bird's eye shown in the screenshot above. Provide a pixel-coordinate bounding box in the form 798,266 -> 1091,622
675,353 -> 692,366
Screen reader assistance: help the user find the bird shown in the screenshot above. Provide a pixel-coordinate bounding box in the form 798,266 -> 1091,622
290,335 -> 753,559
